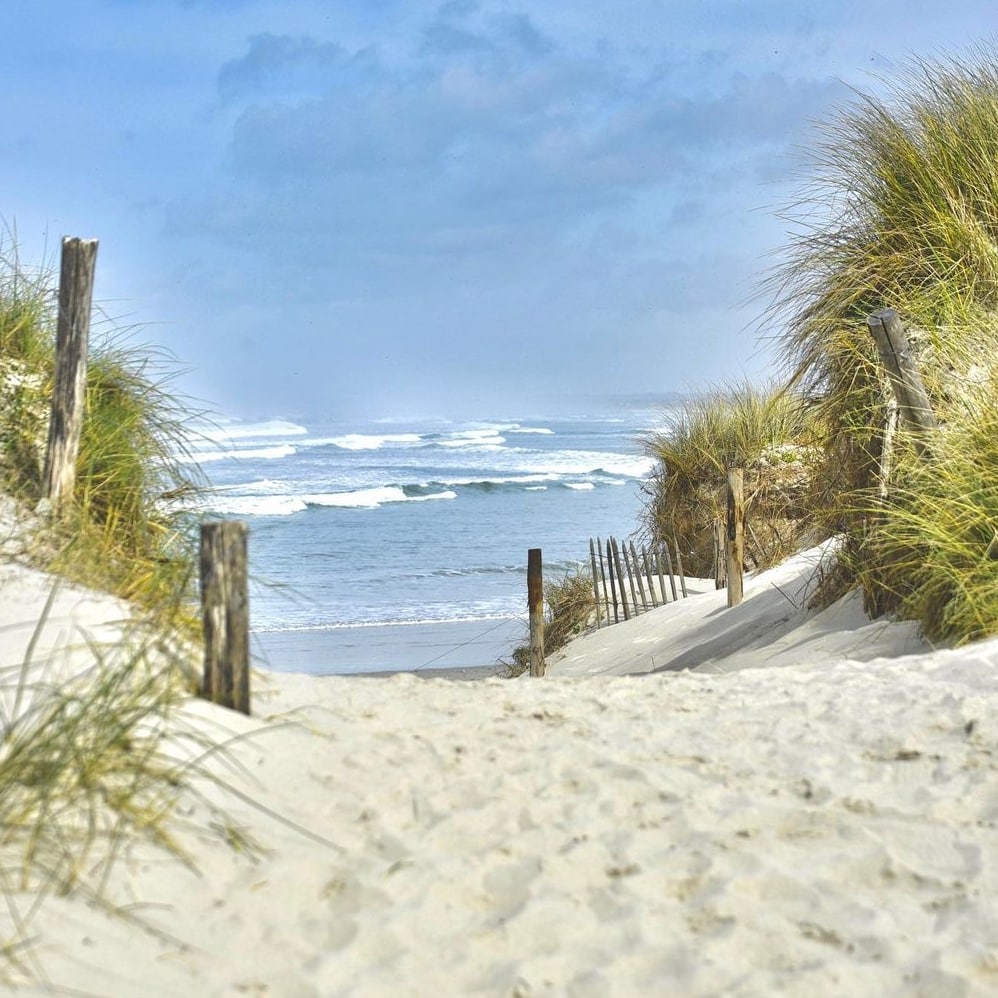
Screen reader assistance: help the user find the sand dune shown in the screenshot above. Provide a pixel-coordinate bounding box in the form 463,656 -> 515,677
2,544 -> 997,997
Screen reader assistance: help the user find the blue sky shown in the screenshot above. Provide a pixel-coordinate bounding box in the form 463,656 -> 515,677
4,2 -> 995,419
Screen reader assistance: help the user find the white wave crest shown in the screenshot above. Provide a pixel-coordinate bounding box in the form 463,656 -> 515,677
564,482 -> 596,491
206,495 -> 308,517
187,443 -> 298,464
306,487 -> 457,508
323,433 -> 423,451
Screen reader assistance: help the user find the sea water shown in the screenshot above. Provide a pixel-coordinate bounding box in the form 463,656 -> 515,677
184,398 -> 676,674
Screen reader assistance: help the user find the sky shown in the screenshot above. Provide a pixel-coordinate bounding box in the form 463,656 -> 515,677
3,1 -> 996,420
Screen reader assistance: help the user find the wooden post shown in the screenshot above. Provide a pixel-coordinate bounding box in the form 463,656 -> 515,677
713,519 -> 726,590
629,541 -> 650,611
726,468 -> 745,608
200,521 -> 250,714
654,546 -> 669,604
596,537 -> 612,624
878,398 -> 900,499
641,547 -> 659,607
867,308 -> 937,457
589,538 -> 603,629
43,237 -> 99,509
527,548 -> 545,677
620,539 -> 640,617
606,538 -> 620,623
610,538 -> 630,620
673,537 -> 688,598
662,543 -> 678,601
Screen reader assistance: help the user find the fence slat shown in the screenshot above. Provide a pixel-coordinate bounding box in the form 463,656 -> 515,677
589,538 -> 603,629
629,541 -> 649,612
727,468 -> 745,608
605,538 -> 620,623
597,536 -> 612,624
673,538 -> 688,598
610,538 -> 630,620
654,545 -> 669,604
641,547 -> 659,607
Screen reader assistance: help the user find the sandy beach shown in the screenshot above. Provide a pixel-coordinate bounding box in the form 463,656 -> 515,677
2,536 -> 997,996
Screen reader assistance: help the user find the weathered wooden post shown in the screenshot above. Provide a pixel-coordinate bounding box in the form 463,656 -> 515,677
654,546 -> 669,604
629,541 -> 650,611
867,308 -> 937,458
527,547 -> 545,677
43,237 -> 99,510
673,539 -> 688,598
641,547 -> 659,607
588,538 -> 603,629
713,519 -> 726,590
201,520 -> 251,713
605,538 -> 620,623
610,538 -> 631,620
726,468 -> 745,608
596,537 -> 612,624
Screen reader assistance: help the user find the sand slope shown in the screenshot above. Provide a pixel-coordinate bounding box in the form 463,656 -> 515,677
2,544 -> 997,996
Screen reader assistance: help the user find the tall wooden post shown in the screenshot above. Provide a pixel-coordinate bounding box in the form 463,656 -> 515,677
726,468 -> 745,608
43,237 -> 99,509
867,308 -> 937,458
201,521 -> 251,714
527,548 -> 545,677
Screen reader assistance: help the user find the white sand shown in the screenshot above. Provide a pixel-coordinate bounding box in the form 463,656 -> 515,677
2,536 -> 997,997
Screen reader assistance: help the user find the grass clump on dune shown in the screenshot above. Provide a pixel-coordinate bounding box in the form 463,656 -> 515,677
0,236 -> 240,982
641,381 -> 822,578
502,566 -> 596,677
763,46 -> 998,636
0,234 -> 203,625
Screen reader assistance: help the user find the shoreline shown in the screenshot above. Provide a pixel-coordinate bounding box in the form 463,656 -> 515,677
251,616 -> 525,676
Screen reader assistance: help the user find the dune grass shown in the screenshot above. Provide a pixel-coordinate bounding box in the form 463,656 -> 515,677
0,234 -> 204,626
641,381 -> 822,577
502,566 -> 596,677
757,46 -> 998,636
0,235 -> 232,982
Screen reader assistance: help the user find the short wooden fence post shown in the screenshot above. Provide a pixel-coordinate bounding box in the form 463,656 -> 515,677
610,538 -> 631,621
713,519 -> 726,590
629,541 -> 650,612
605,538 -> 620,623
641,547 -> 659,607
726,468 -> 745,608
43,236 -> 99,510
596,537 -> 611,624
201,520 -> 251,714
589,538 -> 603,629
527,548 -> 545,677
672,538 -> 688,598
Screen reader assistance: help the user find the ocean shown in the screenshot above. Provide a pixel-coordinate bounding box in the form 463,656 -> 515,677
185,398 -> 675,675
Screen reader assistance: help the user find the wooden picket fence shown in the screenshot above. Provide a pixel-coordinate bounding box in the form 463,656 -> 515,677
587,536 -> 688,629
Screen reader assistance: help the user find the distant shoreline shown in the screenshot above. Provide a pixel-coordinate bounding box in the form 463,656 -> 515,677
251,616 -> 526,677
